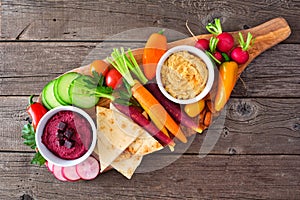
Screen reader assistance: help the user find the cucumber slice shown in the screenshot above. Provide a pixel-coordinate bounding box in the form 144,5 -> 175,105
42,79 -> 63,109
69,75 -> 99,109
41,93 -> 51,110
54,72 -> 81,105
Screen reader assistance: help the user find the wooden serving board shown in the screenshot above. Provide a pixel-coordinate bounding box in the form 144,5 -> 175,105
39,17 -> 291,174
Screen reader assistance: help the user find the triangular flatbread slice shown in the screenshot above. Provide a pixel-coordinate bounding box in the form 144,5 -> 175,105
111,154 -> 143,179
96,106 -> 143,172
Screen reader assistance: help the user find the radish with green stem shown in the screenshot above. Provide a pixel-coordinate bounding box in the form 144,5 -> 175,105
185,20 -> 209,50
195,39 -> 209,50
206,37 -> 222,64
231,32 -> 254,64
206,18 -> 234,53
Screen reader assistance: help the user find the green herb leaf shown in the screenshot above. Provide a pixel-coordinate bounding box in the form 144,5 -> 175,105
21,123 -> 46,166
98,73 -> 105,87
22,123 -> 36,149
114,98 -> 133,106
31,151 -> 46,166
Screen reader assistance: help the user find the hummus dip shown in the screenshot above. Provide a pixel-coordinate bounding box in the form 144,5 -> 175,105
161,51 -> 208,100
42,111 -> 92,160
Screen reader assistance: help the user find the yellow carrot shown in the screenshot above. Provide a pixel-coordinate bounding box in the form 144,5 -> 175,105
132,82 -> 187,143
147,111 -> 170,137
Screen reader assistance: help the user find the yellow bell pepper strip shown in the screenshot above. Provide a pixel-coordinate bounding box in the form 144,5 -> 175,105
214,61 -> 238,111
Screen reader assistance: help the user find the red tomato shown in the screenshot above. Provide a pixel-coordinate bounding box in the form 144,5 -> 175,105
105,69 -> 123,89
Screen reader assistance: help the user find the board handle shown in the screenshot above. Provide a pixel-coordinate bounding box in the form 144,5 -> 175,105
237,17 -> 291,74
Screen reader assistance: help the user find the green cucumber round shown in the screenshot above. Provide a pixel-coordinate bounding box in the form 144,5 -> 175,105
42,79 -> 64,109
54,72 -> 81,105
68,75 -> 99,109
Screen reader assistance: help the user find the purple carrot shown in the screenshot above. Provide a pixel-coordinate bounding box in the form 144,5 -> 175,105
113,103 -> 175,146
145,82 -> 203,133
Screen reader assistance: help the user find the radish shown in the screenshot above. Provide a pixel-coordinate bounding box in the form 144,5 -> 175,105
206,18 -> 234,53
231,32 -> 254,64
206,37 -> 222,64
47,161 -> 55,173
62,166 -> 81,182
53,165 -> 68,182
76,156 -> 100,180
195,39 -> 209,51
185,20 -> 209,51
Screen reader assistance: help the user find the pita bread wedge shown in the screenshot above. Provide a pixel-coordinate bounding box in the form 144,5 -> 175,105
110,132 -> 163,179
111,154 -> 143,179
104,104 -> 163,179
96,106 -> 143,172
109,103 -> 163,156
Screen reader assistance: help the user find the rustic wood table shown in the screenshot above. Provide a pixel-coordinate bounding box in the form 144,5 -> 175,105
1,1 -> 299,199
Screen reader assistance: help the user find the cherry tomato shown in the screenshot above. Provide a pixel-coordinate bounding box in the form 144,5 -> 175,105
105,69 -> 123,89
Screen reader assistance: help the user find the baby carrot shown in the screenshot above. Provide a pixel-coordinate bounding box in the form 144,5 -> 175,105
142,30 -> 167,80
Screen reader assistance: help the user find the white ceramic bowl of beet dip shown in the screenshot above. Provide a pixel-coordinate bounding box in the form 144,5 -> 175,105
156,45 -> 215,104
36,106 -> 97,167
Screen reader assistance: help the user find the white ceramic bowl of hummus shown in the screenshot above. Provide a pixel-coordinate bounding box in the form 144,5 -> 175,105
36,106 -> 97,167
156,45 -> 215,104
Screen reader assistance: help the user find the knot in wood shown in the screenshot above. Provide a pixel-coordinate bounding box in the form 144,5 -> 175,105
236,101 -> 253,117
20,194 -> 34,200
222,127 -> 229,137
228,148 -> 237,155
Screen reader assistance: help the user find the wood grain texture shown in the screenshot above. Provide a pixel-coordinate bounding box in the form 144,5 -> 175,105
0,153 -> 299,199
1,1 -> 299,197
1,0 -> 299,42
1,42 -> 299,97
4,96 -> 299,154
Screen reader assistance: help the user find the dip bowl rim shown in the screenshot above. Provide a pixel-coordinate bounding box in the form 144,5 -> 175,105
156,45 -> 215,105
36,106 -> 97,167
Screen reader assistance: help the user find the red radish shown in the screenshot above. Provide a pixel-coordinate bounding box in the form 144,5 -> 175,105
231,32 -> 253,64
206,18 -> 234,52
213,51 -> 223,63
76,156 -> 100,180
195,39 -> 209,50
46,161 -> 54,173
206,37 -> 222,64
185,20 -> 209,51
53,165 -> 68,182
62,166 -> 81,182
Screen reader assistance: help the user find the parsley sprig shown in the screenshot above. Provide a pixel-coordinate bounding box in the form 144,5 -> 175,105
22,123 -> 46,166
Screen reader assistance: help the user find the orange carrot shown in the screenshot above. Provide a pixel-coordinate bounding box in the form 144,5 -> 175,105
214,61 -> 238,111
204,111 -> 212,127
132,82 -> 187,143
142,30 -> 167,80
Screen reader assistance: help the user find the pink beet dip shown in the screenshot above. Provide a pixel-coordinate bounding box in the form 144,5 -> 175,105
42,111 -> 92,160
